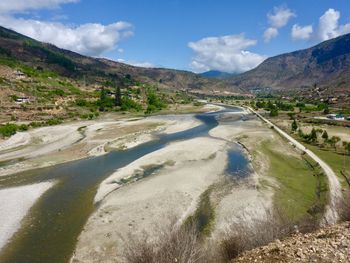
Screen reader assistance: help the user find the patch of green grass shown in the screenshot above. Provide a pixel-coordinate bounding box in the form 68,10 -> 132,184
307,144 -> 350,188
185,188 -> 215,237
259,141 -> 327,220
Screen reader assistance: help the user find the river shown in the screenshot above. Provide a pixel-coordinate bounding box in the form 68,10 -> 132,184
0,106 -> 250,263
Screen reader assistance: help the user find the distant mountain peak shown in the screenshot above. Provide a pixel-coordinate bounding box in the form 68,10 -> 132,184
199,70 -> 234,78
229,33 -> 350,96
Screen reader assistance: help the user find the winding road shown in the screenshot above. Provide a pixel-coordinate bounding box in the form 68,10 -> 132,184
247,107 -> 342,224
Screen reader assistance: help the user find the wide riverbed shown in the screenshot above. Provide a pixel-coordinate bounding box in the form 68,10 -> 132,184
0,106 -> 250,263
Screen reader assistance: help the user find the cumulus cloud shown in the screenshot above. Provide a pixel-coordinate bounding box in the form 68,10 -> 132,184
0,16 -> 133,56
268,6 -> 296,28
263,27 -> 278,43
0,0 -> 78,14
317,8 -> 350,41
188,34 -> 266,73
264,6 -> 295,43
0,0 -> 134,56
291,24 -> 313,40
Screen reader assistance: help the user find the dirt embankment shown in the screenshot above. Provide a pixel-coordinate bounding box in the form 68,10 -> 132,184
233,221 -> 350,263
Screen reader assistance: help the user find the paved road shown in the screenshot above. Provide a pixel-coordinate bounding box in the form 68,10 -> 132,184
247,107 -> 342,224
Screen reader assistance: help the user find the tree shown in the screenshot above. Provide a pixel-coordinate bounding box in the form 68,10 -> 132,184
342,141 -> 350,154
291,119 -> 298,132
99,87 -> 107,111
269,108 -> 278,117
115,86 -> 121,107
322,130 -> 328,140
309,128 -> 318,143
323,105 -> 330,115
329,136 -> 341,150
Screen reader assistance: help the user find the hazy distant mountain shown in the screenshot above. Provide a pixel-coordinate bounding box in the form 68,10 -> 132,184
199,70 -> 233,78
229,33 -> 350,94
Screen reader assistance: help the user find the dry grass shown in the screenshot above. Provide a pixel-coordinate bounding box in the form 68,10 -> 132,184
339,191 -> 350,221
215,205 -> 328,262
120,206 -> 324,263
121,220 -> 203,263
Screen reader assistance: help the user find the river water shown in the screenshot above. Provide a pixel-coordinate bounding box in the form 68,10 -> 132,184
0,106 -> 250,263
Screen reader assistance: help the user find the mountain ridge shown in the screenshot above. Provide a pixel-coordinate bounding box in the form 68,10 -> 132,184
229,33 -> 350,95
0,25 -> 240,94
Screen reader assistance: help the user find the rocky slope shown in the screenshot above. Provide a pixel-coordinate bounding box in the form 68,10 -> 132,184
230,33 -> 350,95
233,221 -> 350,263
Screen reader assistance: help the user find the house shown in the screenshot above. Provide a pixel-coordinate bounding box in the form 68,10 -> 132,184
15,97 -> 30,104
327,114 -> 344,120
14,70 -> 25,79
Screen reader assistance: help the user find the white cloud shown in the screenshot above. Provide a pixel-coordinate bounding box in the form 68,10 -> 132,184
0,16 -> 133,56
317,8 -> 350,41
263,6 -> 296,43
0,0 -> 78,14
117,59 -> 155,68
263,27 -> 278,43
291,24 -> 313,40
188,34 -> 266,73
267,6 -> 296,28
0,0 -> 134,57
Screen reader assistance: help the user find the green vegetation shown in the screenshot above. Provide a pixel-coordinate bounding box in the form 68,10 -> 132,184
269,108 -> 278,117
120,96 -> 142,111
145,87 -> 167,114
259,141 -> 327,220
291,119 -> 298,132
307,144 -> 350,183
185,188 -> 215,237
0,123 -> 18,137
0,118 -> 64,138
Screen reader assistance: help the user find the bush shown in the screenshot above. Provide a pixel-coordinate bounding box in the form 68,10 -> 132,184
122,219 -> 202,263
121,96 -> 142,111
0,123 -> 18,137
269,108 -> 278,117
18,124 -> 29,131
76,99 -> 88,107
216,207 -> 319,262
45,118 -> 62,126
49,89 -> 65,96
145,104 -> 158,114
146,88 -> 166,114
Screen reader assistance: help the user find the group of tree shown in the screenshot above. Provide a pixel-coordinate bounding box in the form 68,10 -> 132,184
297,127 -> 349,152
91,77 -> 167,114
0,118 -> 63,138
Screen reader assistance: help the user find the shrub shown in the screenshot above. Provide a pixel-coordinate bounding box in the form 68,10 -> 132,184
49,89 -> 65,96
146,88 -> 166,113
45,118 -> 62,126
121,96 -> 142,111
0,123 -> 18,137
18,124 -> 29,131
269,108 -> 278,117
122,219 -> 202,263
75,99 -> 88,107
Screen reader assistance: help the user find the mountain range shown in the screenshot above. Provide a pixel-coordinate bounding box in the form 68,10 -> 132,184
1,25 -> 350,96
0,26 -> 238,94
228,33 -> 350,95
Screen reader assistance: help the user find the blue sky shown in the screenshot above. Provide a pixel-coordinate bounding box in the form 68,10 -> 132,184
0,0 -> 350,73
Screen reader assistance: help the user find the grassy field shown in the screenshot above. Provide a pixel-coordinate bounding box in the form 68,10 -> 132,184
307,144 -> 350,188
258,140 -> 328,221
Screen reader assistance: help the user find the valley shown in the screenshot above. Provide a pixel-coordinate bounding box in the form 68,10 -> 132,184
0,9 -> 349,262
